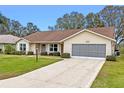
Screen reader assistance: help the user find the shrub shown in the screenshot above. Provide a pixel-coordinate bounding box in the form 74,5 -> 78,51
49,53 -> 53,56
120,47 -> 124,54
11,51 -> 16,55
115,50 -> 120,56
14,51 -> 20,55
48,52 -> 60,56
41,51 -> 47,55
49,52 -> 60,56
15,51 -> 26,55
0,49 -> 3,54
4,44 -> 15,54
106,55 -> 116,61
61,53 -> 70,58
27,51 -> 34,55
53,52 -> 60,56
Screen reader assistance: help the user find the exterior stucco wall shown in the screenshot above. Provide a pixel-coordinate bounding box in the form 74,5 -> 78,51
30,43 -> 36,54
0,44 -> 4,52
63,31 -> 114,56
46,44 -> 49,54
30,43 -> 44,54
29,43 -> 61,54
58,44 -> 61,54
16,39 -> 29,54
111,41 -> 116,54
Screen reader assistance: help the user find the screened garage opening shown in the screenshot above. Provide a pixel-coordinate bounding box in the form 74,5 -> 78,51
72,44 -> 106,58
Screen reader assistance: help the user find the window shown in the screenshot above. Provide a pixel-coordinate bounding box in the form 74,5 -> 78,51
50,44 -> 53,51
49,44 -> 58,52
20,44 -> 26,51
42,44 -> 46,47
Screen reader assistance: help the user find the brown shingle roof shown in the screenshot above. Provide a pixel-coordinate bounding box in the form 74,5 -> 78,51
24,29 -> 82,43
24,27 -> 115,43
88,27 -> 115,39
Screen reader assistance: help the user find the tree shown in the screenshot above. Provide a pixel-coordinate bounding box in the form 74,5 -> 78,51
0,12 -> 40,37
49,12 -> 85,30
26,22 -> 39,35
10,21 -> 40,37
48,26 -> 55,31
33,25 -> 39,31
85,13 -> 104,28
98,5 -> 123,27
10,20 -> 23,37
116,17 -> 124,45
70,12 -> 85,29
98,6 -> 124,44
0,13 -> 9,34
26,22 -> 34,33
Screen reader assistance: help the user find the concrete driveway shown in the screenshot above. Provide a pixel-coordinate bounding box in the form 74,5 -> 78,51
0,58 -> 105,88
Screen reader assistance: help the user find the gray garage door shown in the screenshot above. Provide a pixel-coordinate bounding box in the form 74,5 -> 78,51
72,44 -> 106,58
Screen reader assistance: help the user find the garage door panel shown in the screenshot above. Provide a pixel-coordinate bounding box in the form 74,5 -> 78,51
89,51 -> 96,55
72,44 -> 106,58
98,52 -> 105,57
79,51 -> 88,57
88,52 -> 97,57
80,45 -> 87,53
72,45 -> 80,56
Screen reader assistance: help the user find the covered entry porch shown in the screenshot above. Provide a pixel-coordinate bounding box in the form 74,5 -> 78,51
29,43 -> 64,55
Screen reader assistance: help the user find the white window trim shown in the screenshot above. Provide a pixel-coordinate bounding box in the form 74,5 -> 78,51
49,44 -> 58,52
20,43 -> 26,51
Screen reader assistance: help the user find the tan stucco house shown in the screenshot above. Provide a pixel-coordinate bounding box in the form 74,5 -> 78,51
16,27 -> 116,58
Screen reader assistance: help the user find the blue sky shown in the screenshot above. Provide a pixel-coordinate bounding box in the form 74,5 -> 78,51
0,5 -> 105,31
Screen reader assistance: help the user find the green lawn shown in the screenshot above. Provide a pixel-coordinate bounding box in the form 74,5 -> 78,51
92,54 -> 124,88
0,55 -> 62,80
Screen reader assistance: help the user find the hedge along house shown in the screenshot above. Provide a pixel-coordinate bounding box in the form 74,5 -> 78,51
16,27 -> 116,58
0,35 -> 20,53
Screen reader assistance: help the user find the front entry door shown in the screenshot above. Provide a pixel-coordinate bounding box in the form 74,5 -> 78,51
41,44 -> 46,52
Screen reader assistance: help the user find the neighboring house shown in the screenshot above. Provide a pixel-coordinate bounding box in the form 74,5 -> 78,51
16,27 -> 116,58
0,35 -> 20,52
